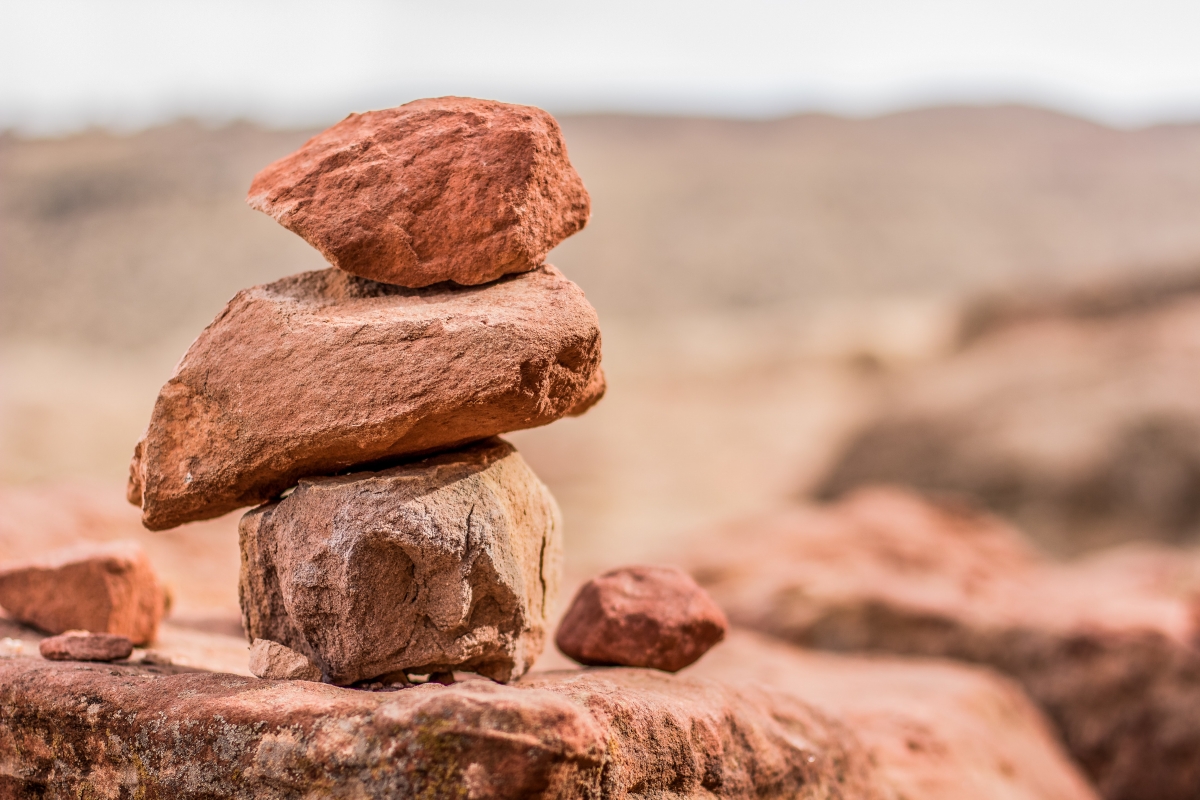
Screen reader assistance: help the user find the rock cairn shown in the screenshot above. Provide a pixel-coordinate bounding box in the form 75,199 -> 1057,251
128,97 -> 603,685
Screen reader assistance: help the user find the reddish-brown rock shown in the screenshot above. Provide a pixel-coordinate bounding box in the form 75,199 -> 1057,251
556,565 -> 727,672
247,97 -> 591,288
39,631 -> 133,662
687,629 -> 1099,800
2,614 -> 1099,798
0,541 -> 165,644
240,439 -> 561,686
691,487 -> 1200,800
128,265 -> 603,530
0,659 -> 880,799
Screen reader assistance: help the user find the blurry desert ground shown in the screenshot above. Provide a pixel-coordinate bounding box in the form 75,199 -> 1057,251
3,106 -> 1200,618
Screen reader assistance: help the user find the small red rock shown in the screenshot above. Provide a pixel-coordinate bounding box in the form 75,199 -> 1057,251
247,639 -> 321,682
39,631 -> 133,662
0,541 -> 166,644
247,96 -> 591,288
555,566 -> 728,672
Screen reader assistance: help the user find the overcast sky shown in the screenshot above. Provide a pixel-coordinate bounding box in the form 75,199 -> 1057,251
3,0 -> 1200,133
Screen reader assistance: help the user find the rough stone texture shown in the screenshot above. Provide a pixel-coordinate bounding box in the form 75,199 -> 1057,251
0,659 -> 881,799
815,288 -> 1200,554
555,566 -> 727,672
691,487 -> 1200,800
239,439 -> 561,686
128,265 -> 603,530
39,631 -> 133,662
0,540 -> 165,644
248,638 -> 321,681
247,97 -> 591,288
3,613 -> 1099,799
687,629 -> 1099,800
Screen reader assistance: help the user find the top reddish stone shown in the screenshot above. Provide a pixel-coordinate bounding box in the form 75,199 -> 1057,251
247,97 -> 591,287
555,566 -> 728,672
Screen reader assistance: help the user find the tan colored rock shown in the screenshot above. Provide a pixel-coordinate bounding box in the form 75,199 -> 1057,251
688,629 -> 1099,800
247,638 -> 321,681
39,631 -> 133,662
0,541 -> 165,645
555,565 -> 727,672
691,487 -> 1200,800
239,439 -> 561,686
247,97 -> 590,288
128,265 -> 603,530
0,658 -> 881,799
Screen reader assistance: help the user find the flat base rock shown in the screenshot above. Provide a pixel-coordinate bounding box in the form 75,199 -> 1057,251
0,659 -> 879,800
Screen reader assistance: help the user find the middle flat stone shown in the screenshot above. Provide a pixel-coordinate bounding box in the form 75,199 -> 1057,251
239,438 -> 562,685
128,264 -> 603,530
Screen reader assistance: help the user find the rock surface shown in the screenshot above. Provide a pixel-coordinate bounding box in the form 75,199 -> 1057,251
688,629 -> 1099,800
3,612 -> 1099,798
247,638 -> 320,681
39,631 -> 133,662
555,565 -> 727,671
128,265 -> 603,530
239,439 -> 561,685
691,487 -> 1200,800
247,97 -> 590,288
0,540 -> 165,644
0,659 -> 881,799
815,289 -> 1200,553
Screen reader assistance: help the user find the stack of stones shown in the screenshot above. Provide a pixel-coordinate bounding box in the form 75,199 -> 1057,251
127,97 -> 604,686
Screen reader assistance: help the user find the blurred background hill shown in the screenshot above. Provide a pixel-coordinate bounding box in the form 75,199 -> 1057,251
4,105 -> 1200,579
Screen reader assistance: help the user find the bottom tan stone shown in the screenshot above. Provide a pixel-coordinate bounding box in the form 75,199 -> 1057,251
239,439 -> 562,686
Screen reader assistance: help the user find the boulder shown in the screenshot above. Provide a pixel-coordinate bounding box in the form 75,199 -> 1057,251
128,265 -> 603,530
0,659 -> 881,799
815,289 -> 1200,554
0,482 -> 245,619
239,439 -> 562,685
247,639 -> 320,681
247,97 -> 590,288
39,631 -> 133,662
691,487 -> 1200,800
687,629 -> 1099,800
0,540 -> 165,644
555,565 -> 727,671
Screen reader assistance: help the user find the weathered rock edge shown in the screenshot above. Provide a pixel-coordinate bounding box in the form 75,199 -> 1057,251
128,265 -> 603,530
247,96 -> 591,288
0,660 -> 880,800
240,439 -> 562,685
692,488 -> 1200,800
